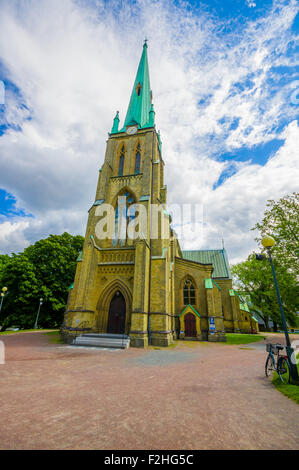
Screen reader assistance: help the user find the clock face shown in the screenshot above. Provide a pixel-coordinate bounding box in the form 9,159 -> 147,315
126,126 -> 137,135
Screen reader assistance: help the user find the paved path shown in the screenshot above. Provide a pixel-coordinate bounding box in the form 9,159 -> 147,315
0,332 -> 298,450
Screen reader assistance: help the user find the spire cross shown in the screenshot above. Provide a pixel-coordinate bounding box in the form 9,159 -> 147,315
144,37 -> 148,46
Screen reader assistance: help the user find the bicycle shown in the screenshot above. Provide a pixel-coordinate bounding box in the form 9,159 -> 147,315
265,343 -> 290,383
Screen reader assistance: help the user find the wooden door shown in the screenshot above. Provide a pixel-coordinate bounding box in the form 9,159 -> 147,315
184,313 -> 196,337
107,292 -> 126,334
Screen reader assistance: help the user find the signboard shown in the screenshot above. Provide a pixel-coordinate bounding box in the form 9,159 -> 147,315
209,317 -> 215,335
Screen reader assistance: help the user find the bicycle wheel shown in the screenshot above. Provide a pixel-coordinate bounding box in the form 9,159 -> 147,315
277,357 -> 290,383
265,355 -> 275,379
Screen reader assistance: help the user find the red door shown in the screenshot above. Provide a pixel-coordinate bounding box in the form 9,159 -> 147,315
184,313 -> 196,337
107,292 -> 126,334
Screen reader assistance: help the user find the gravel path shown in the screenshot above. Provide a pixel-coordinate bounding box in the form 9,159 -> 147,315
0,332 -> 298,450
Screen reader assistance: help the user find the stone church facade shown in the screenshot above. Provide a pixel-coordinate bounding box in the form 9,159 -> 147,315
62,42 -> 258,347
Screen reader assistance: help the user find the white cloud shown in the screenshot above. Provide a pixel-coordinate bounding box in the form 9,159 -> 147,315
0,0 -> 298,266
0,220 -> 30,254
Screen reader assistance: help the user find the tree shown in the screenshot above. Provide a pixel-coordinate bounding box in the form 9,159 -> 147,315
232,254 -> 299,330
0,232 -> 84,330
252,192 -> 299,275
0,254 -> 10,285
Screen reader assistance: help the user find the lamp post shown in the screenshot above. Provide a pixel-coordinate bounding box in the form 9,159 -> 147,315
34,298 -> 43,329
260,236 -> 298,382
0,287 -> 8,314
0,287 -> 8,331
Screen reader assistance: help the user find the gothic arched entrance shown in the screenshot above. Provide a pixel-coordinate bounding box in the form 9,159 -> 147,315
107,291 -> 126,334
184,313 -> 196,337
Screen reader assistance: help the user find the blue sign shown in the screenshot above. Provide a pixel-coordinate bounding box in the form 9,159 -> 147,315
209,317 -> 215,334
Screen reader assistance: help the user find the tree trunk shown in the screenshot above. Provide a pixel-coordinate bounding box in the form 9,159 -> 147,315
264,317 -> 269,331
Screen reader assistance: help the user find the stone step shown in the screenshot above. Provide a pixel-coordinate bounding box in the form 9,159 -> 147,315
73,337 -> 130,347
81,333 -> 129,340
72,334 -> 130,349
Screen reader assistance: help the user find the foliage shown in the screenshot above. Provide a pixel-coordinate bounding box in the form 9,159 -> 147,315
0,233 -> 84,330
252,192 -> 299,275
0,254 -> 10,285
232,193 -> 299,330
232,255 -> 299,329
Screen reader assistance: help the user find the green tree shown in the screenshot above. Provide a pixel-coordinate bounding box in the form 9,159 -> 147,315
0,254 -> 10,286
232,255 -> 299,330
0,232 -> 84,330
0,254 -> 40,329
252,192 -> 299,275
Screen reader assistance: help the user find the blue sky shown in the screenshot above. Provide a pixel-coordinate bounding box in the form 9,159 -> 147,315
0,0 -> 298,262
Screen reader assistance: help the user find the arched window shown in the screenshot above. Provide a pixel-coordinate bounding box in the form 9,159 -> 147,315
118,146 -> 125,176
136,83 -> 141,96
183,279 -> 196,306
112,190 -> 135,247
135,144 -> 141,174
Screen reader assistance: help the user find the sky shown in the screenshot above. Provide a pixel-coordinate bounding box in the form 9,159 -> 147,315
0,0 -> 298,264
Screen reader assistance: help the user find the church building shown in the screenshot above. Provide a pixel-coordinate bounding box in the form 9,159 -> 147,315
62,42 -> 258,347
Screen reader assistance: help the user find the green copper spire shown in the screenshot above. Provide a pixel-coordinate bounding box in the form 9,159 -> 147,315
149,103 -> 155,127
111,110 -> 120,134
122,41 -> 153,130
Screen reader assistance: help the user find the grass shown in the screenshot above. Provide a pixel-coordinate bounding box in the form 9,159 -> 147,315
42,330 -> 63,344
223,333 -> 265,345
150,334 -> 265,349
272,379 -> 299,404
0,328 -> 55,336
272,357 -> 299,405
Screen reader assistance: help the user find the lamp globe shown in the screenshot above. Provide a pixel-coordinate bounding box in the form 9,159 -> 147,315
261,235 -> 275,249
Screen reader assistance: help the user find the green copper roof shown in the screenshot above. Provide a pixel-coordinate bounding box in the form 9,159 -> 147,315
212,279 -> 221,291
179,305 -> 200,318
205,278 -> 213,289
182,249 -> 232,279
240,302 -> 250,312
121,42 -> 153,130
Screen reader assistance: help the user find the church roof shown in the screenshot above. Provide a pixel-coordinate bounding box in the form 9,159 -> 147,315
181,249 -> 232,279
121,41 -> 153,131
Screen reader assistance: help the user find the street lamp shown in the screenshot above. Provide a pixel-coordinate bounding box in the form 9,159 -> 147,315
260,235 -> 298,382
34,298 -> 43,329
0,287 -> 8,314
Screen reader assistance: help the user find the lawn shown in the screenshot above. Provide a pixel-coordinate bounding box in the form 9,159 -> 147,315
0,328 -> 56,336
273,379 -> 299,404
272,354 -> 299,405
223,333 -> 265,345
42,330 -> 63,344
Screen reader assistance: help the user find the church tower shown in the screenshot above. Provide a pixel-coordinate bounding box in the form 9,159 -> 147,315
64,42 -> 177,347
63,43 -> 248,348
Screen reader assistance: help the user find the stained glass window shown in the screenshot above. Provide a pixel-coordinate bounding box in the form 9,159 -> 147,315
183,279 -> 196,306
113,190 -> 135,247
135,144 -> 141,174
118,146 -> 125,176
